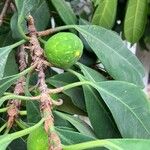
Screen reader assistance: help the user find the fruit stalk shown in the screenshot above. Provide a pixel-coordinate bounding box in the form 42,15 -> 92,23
37,25 -> 72,37
27,15 -> 62,150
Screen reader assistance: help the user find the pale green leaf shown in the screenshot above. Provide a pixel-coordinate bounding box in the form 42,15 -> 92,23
51,0 -> 77,25
64,139 -> 150,150
92,0 -> 117,29
124,0 -> 148,43
107,139 -> 150,150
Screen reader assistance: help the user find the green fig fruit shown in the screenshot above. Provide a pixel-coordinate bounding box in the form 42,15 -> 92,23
44,32 -> 83,69
27,126 -> 49,150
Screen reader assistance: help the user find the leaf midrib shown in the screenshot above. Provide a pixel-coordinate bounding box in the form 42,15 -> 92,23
75,26 -> 143,78
95,83 -> 150,135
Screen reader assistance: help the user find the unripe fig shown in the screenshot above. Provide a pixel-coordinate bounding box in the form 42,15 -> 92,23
44,32 -> 83,69
27,126 -> 49,150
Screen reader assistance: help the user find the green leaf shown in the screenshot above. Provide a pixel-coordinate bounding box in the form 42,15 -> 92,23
15,0 -> 40,39
82,84 -> 120,138
0,66 -> 34,105
10,12 -> 24,39
51,0 -> 77,25
3,51 -> 18,77
32,0 -> 50,31
54,112 -> 74,129
107,139 -> 150,150
7,138 -> 26,150
77,63 -> 106,82
47,72 -> 86,110
26,100 -> 41,123
92,0 -> 117,29
0,119 -> 44,150
0,32 -> 15,47
73,25 -> 144,87
57,94 -> 86,115
63,139 -> 150,150
71,68 -> 120,138
56,127 -> 96,145
12,0 -> 48,39
124,0 -> 148,43
92,81 -> 150,138
25,74 -> 41,123
55,111 -> 96,138
0,40 -> 25,79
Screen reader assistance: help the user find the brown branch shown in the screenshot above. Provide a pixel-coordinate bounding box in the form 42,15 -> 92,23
27,15 -> 62,150
0,0 -> 11,26
37,28 -> 56,37
7,45 -> 27,129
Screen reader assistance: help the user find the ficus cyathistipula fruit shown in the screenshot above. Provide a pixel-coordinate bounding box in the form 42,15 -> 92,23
44,32 -> 83,69
27,126 -> 49,150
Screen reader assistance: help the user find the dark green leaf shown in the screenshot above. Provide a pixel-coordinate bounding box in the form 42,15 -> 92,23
72,68 -> 120,138
77,63 -> 106,82
15,0 -> 40,39
54,112 -> 74,129
0,40 -> 25,79
92,81 -> 150,138
56,127 -> 96,145
57,94 -> 86,115
25,74 -> 41,123
55,111 -> 96,138
47,72 -> 86,110
10,13 -> 24,39
32,0 -> 50,31
0,66 -> 33,105
8,138 -> 26,150
3,51 -> 18,77
0,32 -> 15,47
26,101 -> 41,123
74,25 -> 144,87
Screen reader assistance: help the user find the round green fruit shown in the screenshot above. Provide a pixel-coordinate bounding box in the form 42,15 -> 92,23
27,126 -> 49,150
44,32 -> 83,69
